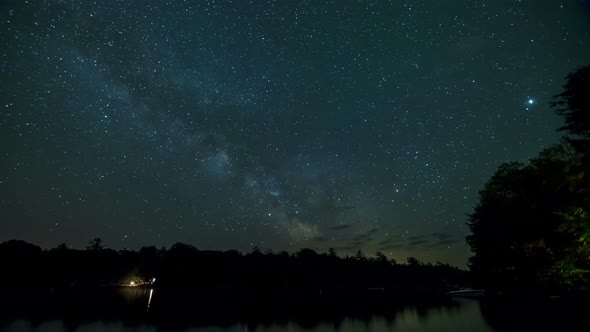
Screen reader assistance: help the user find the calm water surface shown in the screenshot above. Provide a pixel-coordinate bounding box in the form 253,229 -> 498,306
2,298 -> 494,332
2,287 -> 586,332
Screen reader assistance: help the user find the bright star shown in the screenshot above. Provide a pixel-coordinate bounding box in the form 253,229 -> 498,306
528,99 -> 534,105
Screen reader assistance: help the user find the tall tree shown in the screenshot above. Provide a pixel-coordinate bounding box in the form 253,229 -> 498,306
552,66 -> 590,156
86,238 -> 105,251
467,65 -> 590,292
466,149 -> 584,290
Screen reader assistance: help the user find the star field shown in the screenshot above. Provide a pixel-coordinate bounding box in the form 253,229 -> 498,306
1,1 -> 589,266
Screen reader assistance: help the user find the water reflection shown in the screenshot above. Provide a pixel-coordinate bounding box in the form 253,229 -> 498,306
1,298 -> 495,332
147,289 -> 154,311
0,289 -> 586,332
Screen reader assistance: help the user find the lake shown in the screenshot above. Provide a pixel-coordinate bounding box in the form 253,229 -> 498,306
0,298 -> 490,332
0,288 -> 586,331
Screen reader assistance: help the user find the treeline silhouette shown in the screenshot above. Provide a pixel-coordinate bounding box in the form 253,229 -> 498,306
0,238 -> 471,325
0,238 -> 466,299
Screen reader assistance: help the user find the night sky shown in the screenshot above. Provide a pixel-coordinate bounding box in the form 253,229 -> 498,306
1,1 -> 589,266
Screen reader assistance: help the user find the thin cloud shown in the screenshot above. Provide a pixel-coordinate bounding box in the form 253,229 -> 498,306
331,224 -> 353,231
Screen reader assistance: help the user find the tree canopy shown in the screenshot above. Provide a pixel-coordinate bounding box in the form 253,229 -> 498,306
552,66 -> 590,143
467,66 -> 590,293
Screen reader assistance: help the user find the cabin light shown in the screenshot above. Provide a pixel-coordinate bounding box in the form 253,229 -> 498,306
130,281 -> 136,286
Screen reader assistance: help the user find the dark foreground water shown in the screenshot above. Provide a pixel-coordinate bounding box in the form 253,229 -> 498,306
0,288 -> 586,332
1,299 -> 490,332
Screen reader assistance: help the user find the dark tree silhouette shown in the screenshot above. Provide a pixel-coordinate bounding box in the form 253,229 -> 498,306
86,237 -> 105,251
374,251 -> 388,264
552,66 -> 590,151
0,238 -> 467,302
328,247 -> 337,257
467,66 -> 590,293
355,249 -> 367,261
466,148 -> 585,290
54,243 -> 69,251
407,256 -> 421,266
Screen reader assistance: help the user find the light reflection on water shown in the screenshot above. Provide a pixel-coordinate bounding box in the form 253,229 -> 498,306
147,289 -> 154,310
1,299 -> 494,332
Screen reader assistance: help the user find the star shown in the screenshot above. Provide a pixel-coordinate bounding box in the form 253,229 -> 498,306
1,0 -> 588,269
